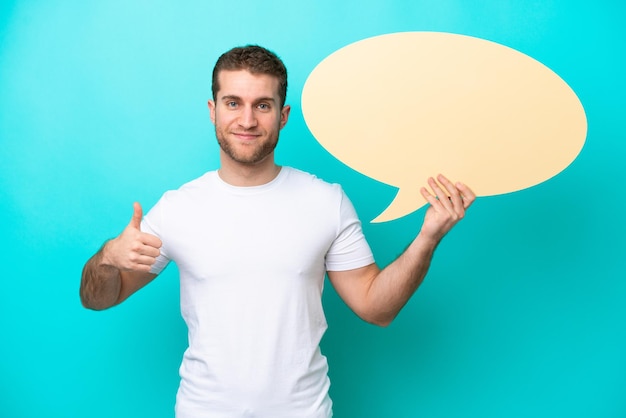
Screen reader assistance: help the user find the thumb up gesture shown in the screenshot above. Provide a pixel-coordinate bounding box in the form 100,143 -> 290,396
102,202 -> 163,273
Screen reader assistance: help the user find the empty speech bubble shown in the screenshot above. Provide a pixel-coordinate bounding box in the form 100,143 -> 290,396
301,32 -> 587,222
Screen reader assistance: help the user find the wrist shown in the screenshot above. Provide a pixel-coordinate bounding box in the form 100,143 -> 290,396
99,239 -> 117,267
414,231 -> 441,251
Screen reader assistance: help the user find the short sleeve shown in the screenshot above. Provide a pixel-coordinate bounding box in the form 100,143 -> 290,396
141,196 -> 171,275
325,189 -> 375,271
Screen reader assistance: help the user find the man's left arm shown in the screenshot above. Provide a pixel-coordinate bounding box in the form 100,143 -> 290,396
327,174 -> 475,327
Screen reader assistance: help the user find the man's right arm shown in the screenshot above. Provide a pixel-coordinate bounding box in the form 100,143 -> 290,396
80,202 -> 162,310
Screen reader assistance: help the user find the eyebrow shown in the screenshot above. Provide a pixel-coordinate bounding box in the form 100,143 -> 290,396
220,95 -> 276,104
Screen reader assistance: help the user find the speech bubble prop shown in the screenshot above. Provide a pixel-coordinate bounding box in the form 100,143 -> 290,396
302,32 -> 587,222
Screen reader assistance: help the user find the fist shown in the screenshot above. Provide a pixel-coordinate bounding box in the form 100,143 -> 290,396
103,202 -> 163,273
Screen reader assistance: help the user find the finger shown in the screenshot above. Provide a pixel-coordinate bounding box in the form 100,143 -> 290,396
129,202 -> 143,230
132,254 -> 159,267
127,247 -> 159,267
427,177 -> 454,211
436,174 -> 465,210
123,258 -> 156,273
420,186 -> 440,206
138,242 -> 161,258
141,232 -> 162,249
455,182 -> 476,209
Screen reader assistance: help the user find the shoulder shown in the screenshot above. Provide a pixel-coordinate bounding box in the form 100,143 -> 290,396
177,170 -> 217,192
158,171 -> 218,205
144,171 -> 219,226
278,168 -> 352,221
177,171 -> 217,192
282,167 -> 343,195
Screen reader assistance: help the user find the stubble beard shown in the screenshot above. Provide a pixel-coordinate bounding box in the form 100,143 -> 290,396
215,127 -> 280,166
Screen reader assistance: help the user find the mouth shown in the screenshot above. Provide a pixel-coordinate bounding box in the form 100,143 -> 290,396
232,132 -> 261,141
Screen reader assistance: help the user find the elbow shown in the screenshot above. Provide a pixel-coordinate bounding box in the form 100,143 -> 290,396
351,300 -> 399,327
370,316 -> 394,328
80,295 -> 110,311
79,269 -> 120,311
79,287 -> 116,311
360,311 -> 396,328
369,319 -> 392,328
82,301 -> 112,311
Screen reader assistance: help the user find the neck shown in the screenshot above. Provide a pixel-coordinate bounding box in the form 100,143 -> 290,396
218,153 -> 282,187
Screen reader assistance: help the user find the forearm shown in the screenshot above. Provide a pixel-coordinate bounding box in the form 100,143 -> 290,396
366,233 -> 439,326
332,175 -> 474,327
79,243 -> 122,311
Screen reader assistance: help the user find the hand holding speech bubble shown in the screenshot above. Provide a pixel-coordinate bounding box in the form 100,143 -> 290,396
302,32 -> 587,222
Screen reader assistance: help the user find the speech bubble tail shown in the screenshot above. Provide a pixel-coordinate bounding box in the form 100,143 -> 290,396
371,188 -> 427,223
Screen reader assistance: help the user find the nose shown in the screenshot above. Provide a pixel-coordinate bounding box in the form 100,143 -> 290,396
238,106 -> 257,129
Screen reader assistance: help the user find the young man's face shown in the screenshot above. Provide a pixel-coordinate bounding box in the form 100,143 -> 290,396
208,69 -> 290,166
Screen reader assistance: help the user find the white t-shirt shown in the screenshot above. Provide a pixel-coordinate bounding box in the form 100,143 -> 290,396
142,167 -> 374,418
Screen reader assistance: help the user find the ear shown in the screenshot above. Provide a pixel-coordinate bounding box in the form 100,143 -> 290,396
279,104 -> 291,129
208,100 -> 216,124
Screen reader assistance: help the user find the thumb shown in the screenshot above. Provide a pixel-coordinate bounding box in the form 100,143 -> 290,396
129,202 -> 143,230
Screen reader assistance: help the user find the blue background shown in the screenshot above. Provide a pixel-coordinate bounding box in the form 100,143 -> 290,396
1,1 -> 625,417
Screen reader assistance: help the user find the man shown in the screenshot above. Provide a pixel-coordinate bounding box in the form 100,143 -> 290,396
80,45 -> 475,417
